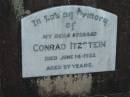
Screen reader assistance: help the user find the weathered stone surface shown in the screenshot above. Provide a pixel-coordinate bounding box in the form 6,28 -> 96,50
36,74 -> 92,97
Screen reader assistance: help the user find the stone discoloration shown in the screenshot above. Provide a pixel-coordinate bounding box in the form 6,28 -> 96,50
10,0 -> 24,20
36,74 -> 92,97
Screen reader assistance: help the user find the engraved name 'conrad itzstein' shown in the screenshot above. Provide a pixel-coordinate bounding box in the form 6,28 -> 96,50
33,41 -> 106,52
